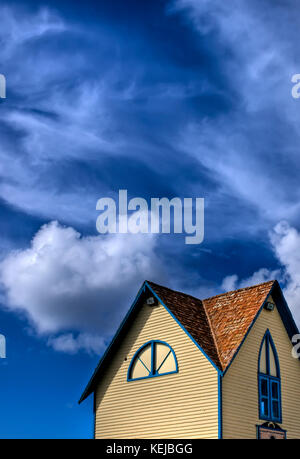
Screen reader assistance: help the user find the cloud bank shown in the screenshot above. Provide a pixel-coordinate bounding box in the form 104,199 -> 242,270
0,221 -> 163,353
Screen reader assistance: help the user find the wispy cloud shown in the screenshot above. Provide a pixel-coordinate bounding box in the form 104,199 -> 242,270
0,6 -> 67,57
170,0 -> 300,233
0,5 -> 135,226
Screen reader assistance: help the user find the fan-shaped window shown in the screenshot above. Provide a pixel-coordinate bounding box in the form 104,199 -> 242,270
258,330 -> 281,422
128,340 -> 178,381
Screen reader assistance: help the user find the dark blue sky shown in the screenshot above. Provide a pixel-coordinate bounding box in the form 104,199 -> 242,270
1,0 -> 300,438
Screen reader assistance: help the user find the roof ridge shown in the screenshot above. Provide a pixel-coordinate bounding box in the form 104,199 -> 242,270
146,280 -> 202,303
147,280 -> 223,369
201,297 -> 224,371
147,279 -> 276,304
202,279 -> 276,302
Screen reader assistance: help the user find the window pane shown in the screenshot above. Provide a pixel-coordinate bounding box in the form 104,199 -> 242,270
157,351 -> 176,374
272,400 -> 279,419
130,358 -> 150,379
261,378 -> 268,396
259,339 -> 267,373
261,397 -> 269,417
130,344 -> 152,379
138,344 -> 152,372
269,344 -> 278,377
155,343 -> 170,371
272,381 -> 279,399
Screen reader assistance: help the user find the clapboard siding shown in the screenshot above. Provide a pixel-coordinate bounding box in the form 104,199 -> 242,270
94,302 -> 219,439
222,296 -> 300,439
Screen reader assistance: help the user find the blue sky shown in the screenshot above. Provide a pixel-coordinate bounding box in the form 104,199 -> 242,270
1,0 -> 300,438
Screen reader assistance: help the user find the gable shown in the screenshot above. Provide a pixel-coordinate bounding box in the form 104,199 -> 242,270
80,281 -> 220,403
94,299 -> 219,438
222,296 -> 300,438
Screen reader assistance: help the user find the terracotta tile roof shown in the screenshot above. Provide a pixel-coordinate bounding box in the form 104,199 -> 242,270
147,281 -> 221,369
148,280 -> 276,372
202,280 -> 275,370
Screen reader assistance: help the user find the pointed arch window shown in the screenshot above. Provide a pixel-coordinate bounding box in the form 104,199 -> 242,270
258,330 -> 282,423
128,340 -> 178,381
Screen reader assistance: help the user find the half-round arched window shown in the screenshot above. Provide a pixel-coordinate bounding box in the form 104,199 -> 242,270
258,330 -> 281,422
128,340 -> 178,381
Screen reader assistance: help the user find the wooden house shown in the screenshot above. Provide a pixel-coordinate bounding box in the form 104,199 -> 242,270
79,280 -> 300,439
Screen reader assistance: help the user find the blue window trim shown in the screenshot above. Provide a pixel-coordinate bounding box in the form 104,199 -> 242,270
127,340 -> 178,382
258,329 -> 282,423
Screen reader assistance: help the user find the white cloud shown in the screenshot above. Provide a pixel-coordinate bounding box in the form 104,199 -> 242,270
270,221 -> 300,324
221,221 -> 300,327
0,221 -> 164,353
221,268 -> 282,293
47,333 -> 106,355
221,274 -> 238,293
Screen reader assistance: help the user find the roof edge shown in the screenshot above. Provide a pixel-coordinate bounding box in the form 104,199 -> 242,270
78,281 -> 148,404
203,279 -> 276,302
271,280 -> 299,338
222,280 -> 298,375
145,281 -> 222,373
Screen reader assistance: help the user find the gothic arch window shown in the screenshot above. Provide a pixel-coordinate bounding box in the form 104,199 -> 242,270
258,330 -> 282,423
128,340 -> 178,381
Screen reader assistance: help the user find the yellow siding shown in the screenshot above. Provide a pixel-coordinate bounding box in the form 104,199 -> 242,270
94,302 -> 219,439
222,296 -> 300,439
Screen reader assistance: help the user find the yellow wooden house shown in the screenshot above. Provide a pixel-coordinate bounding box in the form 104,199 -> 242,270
79,280 -> 300,439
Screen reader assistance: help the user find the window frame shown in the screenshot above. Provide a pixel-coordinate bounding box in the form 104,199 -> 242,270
127,340 -> 178,382
258,330 -> 282,423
